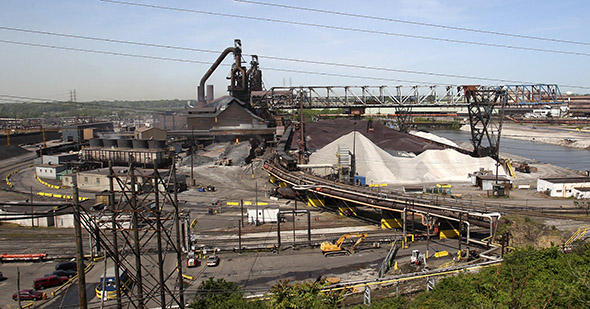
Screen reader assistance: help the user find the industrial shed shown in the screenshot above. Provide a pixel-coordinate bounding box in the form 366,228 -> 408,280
573,187 -> 590,199
475,175 -> 511,191
62,122 -> 114,142
134,126 -> 167,140
537,177 -> 590,198
35,164 -> 66,180
42,153 -> 78,165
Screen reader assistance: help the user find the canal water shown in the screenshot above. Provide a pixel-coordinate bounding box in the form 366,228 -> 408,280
432,129 -> 590,172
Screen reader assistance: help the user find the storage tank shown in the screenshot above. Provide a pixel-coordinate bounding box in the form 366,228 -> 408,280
117,138 -> 132,149
132,139 -> 149,149
103,139 -> 118,148
89,138 -> 103,147
148,140 -> 166,149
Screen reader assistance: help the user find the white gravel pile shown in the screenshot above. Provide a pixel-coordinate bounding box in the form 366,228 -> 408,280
309,132 -> 503,184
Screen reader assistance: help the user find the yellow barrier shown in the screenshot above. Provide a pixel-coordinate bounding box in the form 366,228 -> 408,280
439,229 -> 460,240
5,169 -> 19,187
381,218 -> 402,229
434,251 -> 450,258
36,175 -> 62,190
243,201 -> 268,206
307,198 -> 325,207
37,192 -> 88,202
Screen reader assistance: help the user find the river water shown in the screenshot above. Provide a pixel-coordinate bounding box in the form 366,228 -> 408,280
432,129 -> 590,172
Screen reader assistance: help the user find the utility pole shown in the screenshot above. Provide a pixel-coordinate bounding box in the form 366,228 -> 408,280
190,129 -> 194,186
73,183 -> 88,309
108,162 -> 122,309
153,161 -> 167,307
130,163 -> 144,308
352,122 -> 357,182
172,160 -> 185,307
30,186 -> 34,227
17,267 -> 21,308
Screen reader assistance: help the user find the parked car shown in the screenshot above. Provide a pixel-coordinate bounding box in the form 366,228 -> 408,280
206,255 -> 220,267
55,261 -> 77,271
45,269 -> 77,278
34,275 -> 68,290
12,289 -> 47,301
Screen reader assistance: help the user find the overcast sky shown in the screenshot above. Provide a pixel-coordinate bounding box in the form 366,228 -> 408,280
1,0 -> 589,102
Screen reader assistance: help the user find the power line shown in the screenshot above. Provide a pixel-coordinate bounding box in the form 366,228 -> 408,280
0,25 -> 544,85
235,0 -> 590,47
0,26 -> 590,89
0,94 -> 63,102
99,0 -> 590,57
0,39 -> 457,86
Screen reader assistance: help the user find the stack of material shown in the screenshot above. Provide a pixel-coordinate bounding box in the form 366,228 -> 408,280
309,132 -> 503,184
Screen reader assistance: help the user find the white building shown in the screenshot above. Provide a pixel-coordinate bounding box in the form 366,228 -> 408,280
36,164 -> 66,180
537,177 -> 590,198
573,187 -> 590,199
0,209 -> 74,228
247,208 -> 279,224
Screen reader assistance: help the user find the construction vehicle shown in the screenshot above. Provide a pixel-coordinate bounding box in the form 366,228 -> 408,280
320,233 -> 367,256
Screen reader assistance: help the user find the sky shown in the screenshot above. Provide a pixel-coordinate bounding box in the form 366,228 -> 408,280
0,0 -> 589,102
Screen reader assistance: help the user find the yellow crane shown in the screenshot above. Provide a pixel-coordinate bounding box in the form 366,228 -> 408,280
320,233 -> 367,256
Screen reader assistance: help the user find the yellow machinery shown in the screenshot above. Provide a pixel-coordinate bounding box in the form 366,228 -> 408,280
320,233 -> 367,256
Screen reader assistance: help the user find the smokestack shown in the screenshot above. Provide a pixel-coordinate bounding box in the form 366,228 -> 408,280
207,85 -> 214,103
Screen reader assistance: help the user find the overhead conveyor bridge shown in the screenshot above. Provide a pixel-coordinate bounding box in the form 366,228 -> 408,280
263,161 -> 501,240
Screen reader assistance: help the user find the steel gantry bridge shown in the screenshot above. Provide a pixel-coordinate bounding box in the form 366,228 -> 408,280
252,84 -> 564,159
250,84 -> 564,109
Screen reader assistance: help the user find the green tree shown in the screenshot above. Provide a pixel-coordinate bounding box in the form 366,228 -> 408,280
269,279 -> 343,309
189,278 -> 265,309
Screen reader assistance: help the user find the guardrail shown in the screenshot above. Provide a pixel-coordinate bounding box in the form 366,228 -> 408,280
37,192 -> 88,202
322,260 -> 501,293
5,169 -> 19,187
36,174 -> 66,190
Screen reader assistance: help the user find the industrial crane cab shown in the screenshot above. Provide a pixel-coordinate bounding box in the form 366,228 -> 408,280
320,233 -> 367,257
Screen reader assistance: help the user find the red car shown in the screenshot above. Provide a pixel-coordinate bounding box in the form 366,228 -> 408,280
34,275 -> 68,290
12,289 -> 47,301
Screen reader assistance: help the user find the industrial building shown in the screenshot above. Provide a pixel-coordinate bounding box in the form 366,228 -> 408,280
35,164 -> 66,180
62,122 -> 114,142
134,126 -> 167,140
475,175 -> 512,191
82,138 -> 170,167
572,187 -> 590,199
61,166 -> 181,192
186,96 -> 267,131
537,177 -> 590,198
42,153 -> 78,165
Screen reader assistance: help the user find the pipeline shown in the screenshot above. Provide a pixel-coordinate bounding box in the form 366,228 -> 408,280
197,39 -> 242,107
